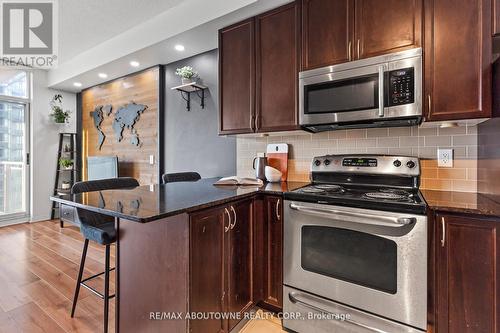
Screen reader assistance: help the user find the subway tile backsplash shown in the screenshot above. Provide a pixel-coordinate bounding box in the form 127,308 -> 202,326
237,125 -> 478,192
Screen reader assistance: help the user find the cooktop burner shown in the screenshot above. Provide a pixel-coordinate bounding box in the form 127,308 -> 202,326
364,192 -> 407,200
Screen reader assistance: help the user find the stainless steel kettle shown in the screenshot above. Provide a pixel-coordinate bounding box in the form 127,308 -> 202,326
253,155 -> 267,181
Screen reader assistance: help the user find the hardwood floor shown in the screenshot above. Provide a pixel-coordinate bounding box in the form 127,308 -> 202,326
0,220 -> 115,333
0,220 -> 282,333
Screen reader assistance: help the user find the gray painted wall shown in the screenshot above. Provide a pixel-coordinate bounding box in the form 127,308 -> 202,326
164,49 -> 236,178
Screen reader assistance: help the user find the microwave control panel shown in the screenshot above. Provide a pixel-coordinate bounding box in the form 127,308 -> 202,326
387,67 -> 414,106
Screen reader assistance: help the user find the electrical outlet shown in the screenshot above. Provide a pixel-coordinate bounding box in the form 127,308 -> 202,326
438,149 -> 453,168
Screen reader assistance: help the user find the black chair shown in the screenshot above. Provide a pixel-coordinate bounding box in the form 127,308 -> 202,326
70,177 -> 139,333
162,172 -> 201,184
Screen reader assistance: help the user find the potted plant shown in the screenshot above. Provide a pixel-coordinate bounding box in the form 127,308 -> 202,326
50,94 -> 71,124
175,66 -> 198,84
59,158 -> 74,170
61,181 -> 71,190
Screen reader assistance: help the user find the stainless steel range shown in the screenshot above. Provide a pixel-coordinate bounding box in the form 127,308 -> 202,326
283,155 -> 427,333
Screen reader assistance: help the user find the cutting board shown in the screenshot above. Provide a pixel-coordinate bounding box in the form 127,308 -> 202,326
266,143 -> 288,182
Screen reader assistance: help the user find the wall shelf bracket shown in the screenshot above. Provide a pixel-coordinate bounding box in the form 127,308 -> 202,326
171,82 -> 207,111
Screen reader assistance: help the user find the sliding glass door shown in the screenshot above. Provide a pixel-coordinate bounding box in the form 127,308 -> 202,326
0,69 -> 29,222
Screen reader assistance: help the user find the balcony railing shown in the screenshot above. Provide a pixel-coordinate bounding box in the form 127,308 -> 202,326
0,161 -> 25,215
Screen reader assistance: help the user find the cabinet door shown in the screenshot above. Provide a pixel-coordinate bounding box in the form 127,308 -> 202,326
494,0 -> 500,35
255,3 -> 300,132
354,0 -> 422,59
190,207 -> 226,333
301,0 -> 353,70
424,0 -> 492,121
219,19 -> 255,134
263,196 -> 283,310
226,199 -> 253,331
436,214 -> 500,333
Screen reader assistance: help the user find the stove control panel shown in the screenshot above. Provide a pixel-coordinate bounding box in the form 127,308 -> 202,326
311,155 -> 420,176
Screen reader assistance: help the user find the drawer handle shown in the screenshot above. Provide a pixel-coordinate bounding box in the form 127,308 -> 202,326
230,206 -> 237,230
348,41 -> 352,61
224,208 -> 231,233
441,216 -> 445,247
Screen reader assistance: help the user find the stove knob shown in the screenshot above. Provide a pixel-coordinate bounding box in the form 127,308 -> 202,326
406,160 -> 416,169
393,160 -> 402,167
314,160 -> 321,167
324,159 -> 331,166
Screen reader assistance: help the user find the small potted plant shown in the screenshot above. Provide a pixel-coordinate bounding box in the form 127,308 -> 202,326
50,94 -> 71,124
61,181 -> 71,190
59,158 -> 74,170
175,66 -> 198,84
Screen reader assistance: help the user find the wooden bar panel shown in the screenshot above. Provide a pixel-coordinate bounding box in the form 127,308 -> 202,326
81,67 -> 160,184
117,214 -> 189,333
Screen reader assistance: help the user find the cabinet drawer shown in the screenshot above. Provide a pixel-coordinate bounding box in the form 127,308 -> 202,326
60,204 -> 77,224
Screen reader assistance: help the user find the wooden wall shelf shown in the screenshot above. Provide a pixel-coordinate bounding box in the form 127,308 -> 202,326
171,82 -> 207,111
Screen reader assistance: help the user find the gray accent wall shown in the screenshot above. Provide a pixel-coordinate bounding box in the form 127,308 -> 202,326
164,49 -> 236,178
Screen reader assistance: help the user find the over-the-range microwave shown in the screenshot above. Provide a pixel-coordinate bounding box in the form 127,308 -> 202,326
299,48 -> 422,132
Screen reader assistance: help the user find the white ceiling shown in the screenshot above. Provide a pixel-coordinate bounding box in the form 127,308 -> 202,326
49,0 -> 292,92
58,0 -> 186,63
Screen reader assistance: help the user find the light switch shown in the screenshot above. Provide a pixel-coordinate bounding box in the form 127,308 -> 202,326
437,149 -> 453,168
149,155 -> 155,165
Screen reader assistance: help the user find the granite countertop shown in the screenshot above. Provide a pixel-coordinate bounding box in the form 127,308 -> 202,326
50,178 -> 308,223
421,189 -> 500,218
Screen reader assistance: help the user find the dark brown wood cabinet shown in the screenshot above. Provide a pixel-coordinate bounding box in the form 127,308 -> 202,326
261,196 -> 283,311
219,19 -> 255,135
494,0 -> 500,35
219,4 -> 299,135
190,199 -> 253,333
301,0 -> 353,70
435,213 -> 500,333
354,0 -> 422,59
255,3 -> 300,132
301,0 -> 421,71
424,0 -> 492,121
226,199 -> 253,330
190,207 -> 226,333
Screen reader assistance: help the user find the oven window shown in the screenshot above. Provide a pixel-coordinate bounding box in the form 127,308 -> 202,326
305,74 -> 379,114
301,226 -> 397,294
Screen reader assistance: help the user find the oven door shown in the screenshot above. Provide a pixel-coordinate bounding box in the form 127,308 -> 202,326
299,64 -> 386,126
284,201 -> 427,330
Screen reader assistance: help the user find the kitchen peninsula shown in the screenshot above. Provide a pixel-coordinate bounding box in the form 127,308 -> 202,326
50,178 -> 306,333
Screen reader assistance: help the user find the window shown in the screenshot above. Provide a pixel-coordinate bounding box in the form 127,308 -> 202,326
0,70 -> 28,98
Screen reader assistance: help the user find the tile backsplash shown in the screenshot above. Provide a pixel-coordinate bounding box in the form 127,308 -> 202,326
237,125 -> 478,192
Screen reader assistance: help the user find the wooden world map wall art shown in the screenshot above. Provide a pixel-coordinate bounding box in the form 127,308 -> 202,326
90,102 -> 148,150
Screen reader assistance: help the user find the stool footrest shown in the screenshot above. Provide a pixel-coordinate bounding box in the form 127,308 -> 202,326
81,267 -> 116,284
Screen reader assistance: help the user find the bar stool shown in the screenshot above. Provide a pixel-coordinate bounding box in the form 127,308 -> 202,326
162,172 -> 201,184
70,177 -> 139,333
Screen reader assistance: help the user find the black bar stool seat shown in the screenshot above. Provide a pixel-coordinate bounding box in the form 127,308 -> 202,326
70,177 -> 139,333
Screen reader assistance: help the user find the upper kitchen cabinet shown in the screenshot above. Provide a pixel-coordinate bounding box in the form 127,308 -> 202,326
494,0 -> 500,35
256,2 -> 300,132
424,0 -> 492,121
219,19 -> 255,135
301,0 -> 353,70
219,3 -> 300,135
301,0 -> 422,71
354,0 -> 422,59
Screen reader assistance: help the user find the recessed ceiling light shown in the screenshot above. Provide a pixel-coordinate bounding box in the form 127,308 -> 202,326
73,82 -> 82,87
174,44 -> 185,51
130,61 -> 140,67
98,73 -> 108,79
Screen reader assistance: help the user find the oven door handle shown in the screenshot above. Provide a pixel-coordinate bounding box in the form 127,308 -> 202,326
289,203 -> 416,228
289,292 -> 388,333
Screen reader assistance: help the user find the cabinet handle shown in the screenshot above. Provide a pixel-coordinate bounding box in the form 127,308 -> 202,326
275,199 -> 280,221
440,216 -> 445,247
357,39 -> 360,59
224,208 -> 231,233
427,95 -> 432,119
348,41 -> 352,61
230,206 -> 237,230
250,115 -> 254,132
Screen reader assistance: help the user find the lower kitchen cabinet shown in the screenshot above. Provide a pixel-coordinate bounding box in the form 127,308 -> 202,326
261,195 -> 283,311
436,213 -> 500,333
190,199 -> 254,333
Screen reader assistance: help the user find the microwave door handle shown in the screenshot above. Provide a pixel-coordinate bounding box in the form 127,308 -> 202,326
289,203 -> 415,228
378,65 -> 385,117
